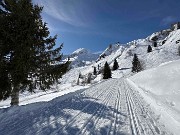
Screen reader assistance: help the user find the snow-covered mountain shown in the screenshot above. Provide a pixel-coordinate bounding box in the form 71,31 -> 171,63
66,27 -> 179,71
63,48 -> 100,68
61,27 -> 180,85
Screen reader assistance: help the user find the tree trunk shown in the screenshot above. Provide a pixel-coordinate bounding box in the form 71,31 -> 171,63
11,87 -> 19,106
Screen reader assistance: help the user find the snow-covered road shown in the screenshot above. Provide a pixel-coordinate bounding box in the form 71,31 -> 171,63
0,79 -> 170,135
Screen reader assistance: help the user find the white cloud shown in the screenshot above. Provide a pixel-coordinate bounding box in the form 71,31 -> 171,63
33,0 -> 86,27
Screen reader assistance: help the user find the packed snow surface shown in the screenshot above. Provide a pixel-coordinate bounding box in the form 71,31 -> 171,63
0,79 -> 171,135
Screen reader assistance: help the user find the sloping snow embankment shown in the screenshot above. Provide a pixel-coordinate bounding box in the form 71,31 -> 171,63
0,84 -> 89,109
128,59 -> 180,135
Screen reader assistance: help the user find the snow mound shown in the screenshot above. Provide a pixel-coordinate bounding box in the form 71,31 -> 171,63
129,59 -> 180,134
130,59 -> 180,95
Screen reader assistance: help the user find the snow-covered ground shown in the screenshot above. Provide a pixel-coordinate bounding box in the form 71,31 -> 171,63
0,78 -> 171,135
0,84 -> 89,109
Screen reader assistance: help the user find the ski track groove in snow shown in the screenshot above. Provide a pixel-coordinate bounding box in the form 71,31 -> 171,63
127,82 -> 164,135
78,85 -> 115,135
124,80 -> 169,135
125,81 -> 142,135
34,82 -> 109,135
51,80 -> 116,135
114,87 -> 122,135
108,84 -> 121,135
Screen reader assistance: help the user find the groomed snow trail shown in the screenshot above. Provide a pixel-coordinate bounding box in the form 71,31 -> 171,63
0,79 -> 170,135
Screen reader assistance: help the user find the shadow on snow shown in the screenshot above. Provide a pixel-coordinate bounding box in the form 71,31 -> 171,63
0,88 -> 128,135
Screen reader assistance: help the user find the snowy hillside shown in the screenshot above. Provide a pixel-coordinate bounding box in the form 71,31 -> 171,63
61,28 -> 180,86
98,43 -> 124,59
117,29 -> 180,70
129,59 -> 180,135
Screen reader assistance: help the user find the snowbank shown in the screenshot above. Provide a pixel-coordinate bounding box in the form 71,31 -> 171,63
128,59 -> 180,134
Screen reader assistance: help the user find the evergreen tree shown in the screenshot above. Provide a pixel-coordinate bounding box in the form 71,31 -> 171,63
162,40 -> 166,45
98,64 -> 100,70
132,54 -> 142,73
0,0 -> 70,106
93,67 -> 97,75
147,45 -> 152,53
154,42 -> 157,47
103,62 -> 112,79
113,59 -> 119,70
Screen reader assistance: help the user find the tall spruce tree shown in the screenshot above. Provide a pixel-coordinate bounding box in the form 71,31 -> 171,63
0,0 -> 70,106
147,45 -> 152,53
113,59 -> 119,70
132,54 -> 142,73
103,62 -> 112,79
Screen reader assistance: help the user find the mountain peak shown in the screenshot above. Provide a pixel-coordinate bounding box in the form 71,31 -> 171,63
72,48 -> 90,56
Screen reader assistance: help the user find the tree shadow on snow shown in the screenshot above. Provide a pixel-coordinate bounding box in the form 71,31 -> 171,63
0,89 -> 128,135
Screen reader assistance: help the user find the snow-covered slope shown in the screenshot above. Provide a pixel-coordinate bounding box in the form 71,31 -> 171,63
98,43 -> 124,59
118,29 -> 180,70
95,29 -> 180,72
60,28 -> 180,86
128,59 -> 180,134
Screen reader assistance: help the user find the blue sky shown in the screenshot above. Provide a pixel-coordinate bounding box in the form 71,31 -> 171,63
33,0 -> 180,54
